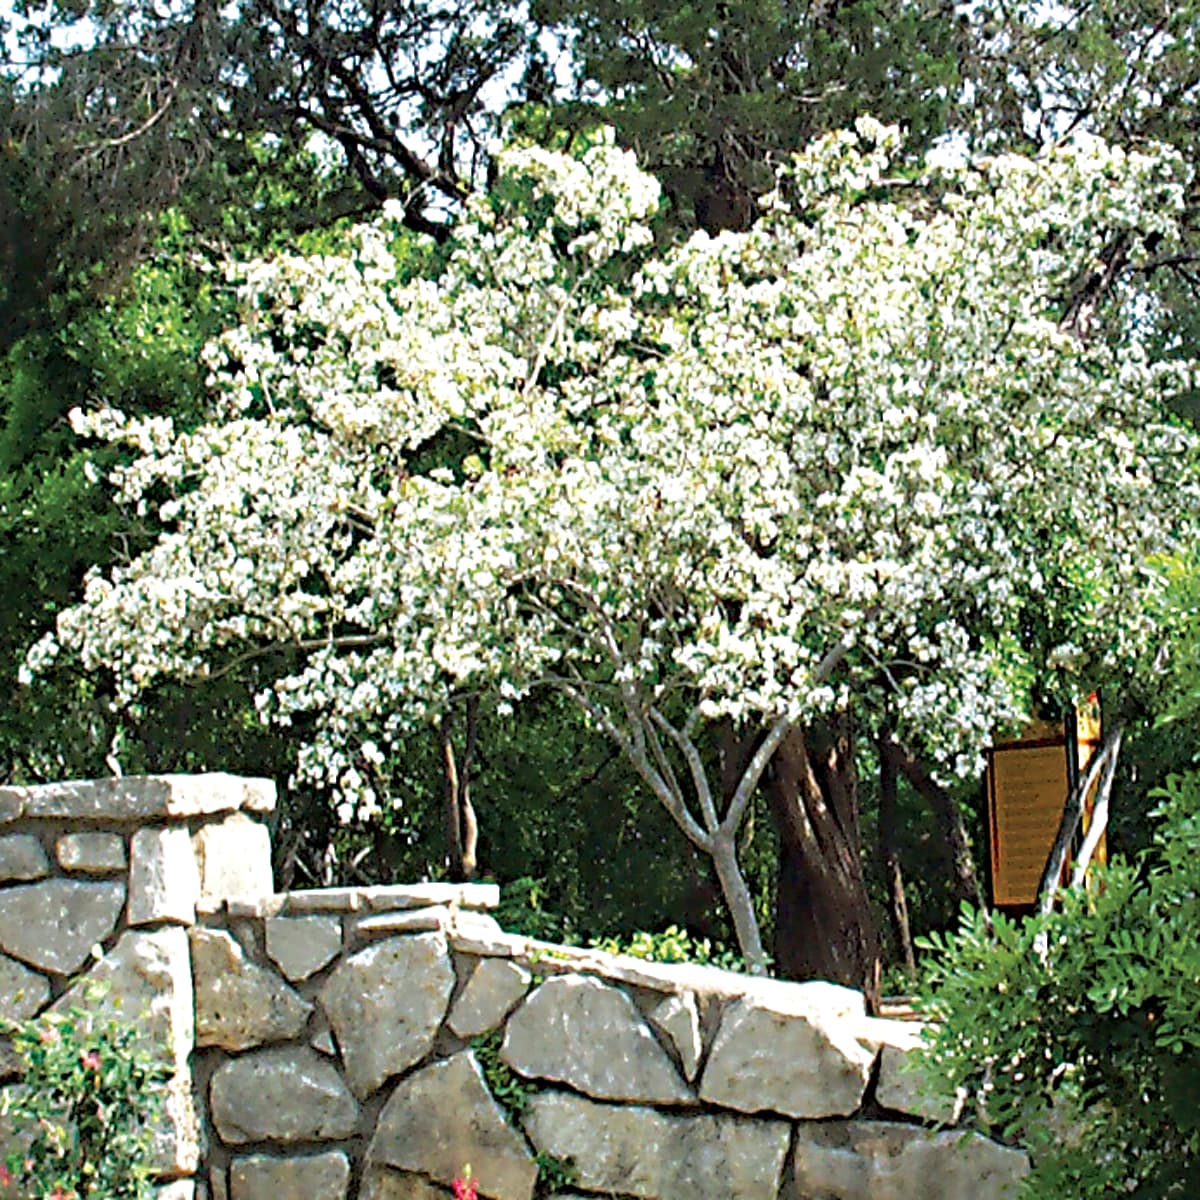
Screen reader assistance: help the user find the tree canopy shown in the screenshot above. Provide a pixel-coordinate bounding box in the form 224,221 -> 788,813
27,122 -> 1200,971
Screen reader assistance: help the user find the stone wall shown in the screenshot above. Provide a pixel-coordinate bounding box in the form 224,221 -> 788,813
0,776 -> 1030,1200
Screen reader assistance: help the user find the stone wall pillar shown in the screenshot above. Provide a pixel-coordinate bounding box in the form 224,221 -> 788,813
0,774 -> 276,1200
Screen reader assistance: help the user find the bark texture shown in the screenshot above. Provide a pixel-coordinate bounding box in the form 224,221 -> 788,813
763,718 -> 881,1011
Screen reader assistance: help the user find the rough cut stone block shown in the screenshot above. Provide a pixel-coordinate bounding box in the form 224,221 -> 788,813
368,1052 -> 537,1200
503,975 -> 692,1104
310,1029 -> 337,1056
0,834 -> 50,881
210,1046 -> 359,1144
282,883 -> 499,915
875,1044 -> 964,1125
699,996 -> 873,1118
447,958 -> 531,1038
359,1169 -> 452,1200
649,992 -> 703,1082
0,879 -> 125,974
230,1152 -> 351,1200
0,952 -> 49,1019
56,832 -> 127,874
0,790 -> 21,824
191,928 -> 312,1051
128,826 -> 201,926
785,1121 -> 1030,1200
156,1182 -> 196,1200
53,927 -> 199,1175
319,933 -> 454,1097
523,1090 -> 790,1200
265,914 -> 343,981
17,774 -> 273,820
193,813 -> 273,902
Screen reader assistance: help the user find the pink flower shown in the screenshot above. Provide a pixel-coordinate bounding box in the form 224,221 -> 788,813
452,1172 -> 478,1200
0,1164 -> 12,1188
80,1050 -> 102,1073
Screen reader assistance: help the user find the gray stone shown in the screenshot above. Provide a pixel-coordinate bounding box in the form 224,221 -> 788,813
16,774 -> 274,820
265,914 -> 343,981
52,927 -> 199,1175
310,1029 -> 337,1056
128,826 -> 201,926
875,1044 -> 964,1125
230,1152 -> 351,1200
210,1046 -> 359,1144
649,992 -> 703,1082
359,1169 -> 452,1200
0,834 -> 50,881
447,958 -> 531,1038
210,1166 -> 230,1200
0,879 -> 125,974
523,1090 -> 790,1200
320,933 -> 454,1097
194,813 -> 273,902
502,975 -> 692,1104
56,832 -> 127,874
368,1052 -> 536,1200
698,996 -> 873,1118
785,1121 -> 1030,1200
0,952 -> 49,1019
191,928 -> 313,1051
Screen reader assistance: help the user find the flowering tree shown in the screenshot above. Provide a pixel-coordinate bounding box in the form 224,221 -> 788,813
27,122 -> 1199,989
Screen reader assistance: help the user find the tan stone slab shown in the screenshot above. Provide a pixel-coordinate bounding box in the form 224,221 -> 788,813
194,813 -> 273,902
359,1168 -> 452,1200
368,1052 -> 536,1200
56,832 -> 127,874
281,883 -> 499,915
785,1121 -> 1030,1200
523,1090 -> 790,1200
353,908 -> 449,936
129,826 -> 201,926
230,1152 -> 350,1200
447,958 -> 531,1039
265,914 -> 343,981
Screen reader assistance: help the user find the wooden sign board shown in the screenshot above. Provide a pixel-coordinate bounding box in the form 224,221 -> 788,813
986,701 -> 1103,909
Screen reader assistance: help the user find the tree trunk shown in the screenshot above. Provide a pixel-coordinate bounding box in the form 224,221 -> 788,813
877,732 -> 916,982
439,696 -> 479,881
762,717 -> 882,1010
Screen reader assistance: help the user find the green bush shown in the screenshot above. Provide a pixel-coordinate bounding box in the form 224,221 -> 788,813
589,924 -> 752,971
915,768 -> 1200,1198
1,997 -> 171,1200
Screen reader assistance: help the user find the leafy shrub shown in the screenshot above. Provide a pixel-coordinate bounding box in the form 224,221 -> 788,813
589,924 -> 752,972
915,769 -> 1200,1198
1,996 -> 171,1200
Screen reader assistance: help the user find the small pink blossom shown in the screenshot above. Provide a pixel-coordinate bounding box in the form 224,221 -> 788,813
0,1164 -> 12,1188
452,1170 -> 478,1200
80,1050 -> 102,1073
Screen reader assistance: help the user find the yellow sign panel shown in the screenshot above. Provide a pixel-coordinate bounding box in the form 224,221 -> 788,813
987,700 -> 1104,908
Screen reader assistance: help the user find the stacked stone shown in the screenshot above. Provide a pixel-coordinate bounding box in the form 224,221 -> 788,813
193,890 -> 1030,1200
0,774 -> 276,1200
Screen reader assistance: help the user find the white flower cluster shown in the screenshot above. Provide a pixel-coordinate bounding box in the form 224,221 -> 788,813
30,124 -> 1200,817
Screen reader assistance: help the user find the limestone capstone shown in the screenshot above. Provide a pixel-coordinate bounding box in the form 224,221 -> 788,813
190,928 -> 313,1051
0,879 -> 125,974
368,1052 -> 537,1200
210,1046 -> 359,1144
502,975 -> 692,1104
319,933 -> 454,1097
523,1090 -> 791,1200
193,813 -> 273,902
